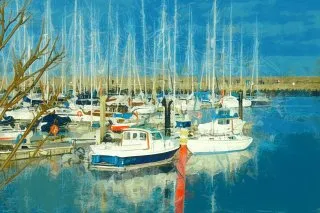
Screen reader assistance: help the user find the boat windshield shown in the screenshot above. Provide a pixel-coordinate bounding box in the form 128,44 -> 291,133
151,132 -> 162,140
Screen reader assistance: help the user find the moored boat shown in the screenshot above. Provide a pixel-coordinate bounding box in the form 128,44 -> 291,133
89,127 -> 180,170
187,134 -> 253,154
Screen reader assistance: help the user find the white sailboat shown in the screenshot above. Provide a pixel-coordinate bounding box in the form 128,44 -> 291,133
220,4 -> 251,108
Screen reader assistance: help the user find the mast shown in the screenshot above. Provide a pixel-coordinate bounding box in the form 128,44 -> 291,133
187,6 -> 194,94
61,8 -> 67,94
255,19 -> 259,92
72,0 -> 78,97
212,0 -> 217,99
240,25 -> 243,89
115,11 -> 119,95
161,1 -> 166,94
228,3 -> 233,96
90,7 -> 95,125
205,23 -> 210,90
107,1 -> 112,98
141,0 -> 147,96
79,12 -> 83,94
173,0 -> 178,131
221,25 -> 225,92
152,27 -> 157,100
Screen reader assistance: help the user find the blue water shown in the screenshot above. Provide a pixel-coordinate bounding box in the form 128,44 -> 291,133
1,96 -> 319,212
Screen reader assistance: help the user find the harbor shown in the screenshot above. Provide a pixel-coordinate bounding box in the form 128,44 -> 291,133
0,0 -> 319,212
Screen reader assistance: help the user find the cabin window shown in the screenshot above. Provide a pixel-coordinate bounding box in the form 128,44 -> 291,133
124,132 -> 130,140
132,133 -> 138,139
140,133 -> 147,140
151,132 -> 162,140
218,119 -> 230,125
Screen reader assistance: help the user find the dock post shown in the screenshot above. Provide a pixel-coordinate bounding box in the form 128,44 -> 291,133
238,91 -> 243,120
99,96 -> 107,144
162,98 -> 173,136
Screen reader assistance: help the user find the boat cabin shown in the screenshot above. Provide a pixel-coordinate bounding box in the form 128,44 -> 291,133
120,128 -> 165,151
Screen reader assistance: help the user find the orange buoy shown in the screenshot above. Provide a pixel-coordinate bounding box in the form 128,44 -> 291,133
77,110 -> 83,117
50,124 -> 59,136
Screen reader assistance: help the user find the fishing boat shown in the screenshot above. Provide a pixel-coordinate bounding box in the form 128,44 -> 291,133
89,127 -> 180,170
187,134 -> 253,154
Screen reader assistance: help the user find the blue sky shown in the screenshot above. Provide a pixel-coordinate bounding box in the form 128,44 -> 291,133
13,0 -> 320,76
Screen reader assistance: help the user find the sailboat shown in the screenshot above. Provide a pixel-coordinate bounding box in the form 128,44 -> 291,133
249,20 -> 271,107
220,4 -> 251,109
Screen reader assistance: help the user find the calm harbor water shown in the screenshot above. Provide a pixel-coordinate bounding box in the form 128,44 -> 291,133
1,96 -> 319,212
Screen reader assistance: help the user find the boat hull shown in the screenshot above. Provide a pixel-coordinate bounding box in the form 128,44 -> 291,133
91,148 -> 179,168
187,135 -> 253,154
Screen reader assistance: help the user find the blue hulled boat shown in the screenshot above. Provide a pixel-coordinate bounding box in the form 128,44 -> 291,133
89,128 -> 180,170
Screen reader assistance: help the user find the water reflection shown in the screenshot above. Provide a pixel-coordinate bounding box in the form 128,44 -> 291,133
90,165 -> 177,212
186,150 -> 254,177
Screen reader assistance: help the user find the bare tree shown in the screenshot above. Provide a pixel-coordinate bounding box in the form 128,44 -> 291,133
0,0 -> 64,172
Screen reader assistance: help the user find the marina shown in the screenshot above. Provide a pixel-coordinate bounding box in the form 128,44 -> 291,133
0,0 -> 319,212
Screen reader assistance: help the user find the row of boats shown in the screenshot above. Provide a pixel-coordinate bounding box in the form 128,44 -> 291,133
0,90 -> 270,170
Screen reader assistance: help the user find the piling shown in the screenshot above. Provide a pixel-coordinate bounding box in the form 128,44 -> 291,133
238,91 -> 243,120
99,96 -> 107,144
162,97 -> 173,136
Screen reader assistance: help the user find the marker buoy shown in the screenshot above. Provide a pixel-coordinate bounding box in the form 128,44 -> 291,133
50,124 -> 59,136
77,111 -> 83,117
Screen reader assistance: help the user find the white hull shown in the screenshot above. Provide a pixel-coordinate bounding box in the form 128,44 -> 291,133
187,134 -> 253,154
220,96 -> 252,108
6,108 -> 35,120
130,105 -> 156,115
0,126 -> 33,143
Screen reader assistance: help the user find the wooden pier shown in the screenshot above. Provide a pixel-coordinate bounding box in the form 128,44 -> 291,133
0,143 -> 73,161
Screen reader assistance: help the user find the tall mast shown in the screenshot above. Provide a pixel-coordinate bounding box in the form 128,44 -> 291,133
173,0 -> 178,131
45,0 -> 54,100
161,1 -> 166,94
229,3 -> 233,95
72,0 -> 78,97
212,0 -> 217,99
222,25 -> 225,91
240,25 -> 243,88
205,23 -> 210,90
152,27 -> 157,99
141,0 -> 147,96
79,12 -> 83,94
107,1 -> 112,98
61,8 -> 67,94
187,6 -> 194,94
90,7 -> 95,125
115,11 -> 119,94
255,19 -> 259,91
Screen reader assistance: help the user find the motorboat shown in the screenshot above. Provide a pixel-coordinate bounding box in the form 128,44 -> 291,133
89,127 -> 180,170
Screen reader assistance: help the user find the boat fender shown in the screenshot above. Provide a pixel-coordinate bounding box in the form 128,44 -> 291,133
15,134 -> 26,144
50,124 -> 59,136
